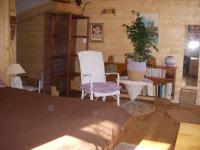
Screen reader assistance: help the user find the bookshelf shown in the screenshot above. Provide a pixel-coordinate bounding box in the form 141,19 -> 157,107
143,65 -> 177,100
105,62 -> 177,101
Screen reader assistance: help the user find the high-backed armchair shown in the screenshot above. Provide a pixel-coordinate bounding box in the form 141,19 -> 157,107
78,51 -> 120,106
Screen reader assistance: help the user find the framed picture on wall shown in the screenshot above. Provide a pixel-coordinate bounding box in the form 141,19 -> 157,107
140,13 -> 159,44
90,23 -> 104,42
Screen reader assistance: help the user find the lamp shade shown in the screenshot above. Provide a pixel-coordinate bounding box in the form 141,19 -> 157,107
7,64 -> 26,75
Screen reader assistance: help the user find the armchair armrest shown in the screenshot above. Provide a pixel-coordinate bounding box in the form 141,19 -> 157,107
105,72 -> 120,85
83,74 -> 92,78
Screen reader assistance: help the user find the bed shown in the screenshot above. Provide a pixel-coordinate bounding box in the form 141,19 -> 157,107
0,87 -> 131,150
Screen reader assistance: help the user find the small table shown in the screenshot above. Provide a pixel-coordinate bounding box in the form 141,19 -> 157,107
175,122 -> 200,150
120,76 -> 153,101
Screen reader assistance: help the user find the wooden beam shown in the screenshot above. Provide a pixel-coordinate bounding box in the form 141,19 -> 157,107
66,13 -> 72,96
0,0 -> 10,82
50,14 -> 56,86
52,0 -> 73,3
86,17 -> 90,49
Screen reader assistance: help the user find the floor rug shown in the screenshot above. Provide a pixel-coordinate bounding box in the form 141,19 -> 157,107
166,107 -> 200,124
113,142 -> 137,150
121,101 -> 155,117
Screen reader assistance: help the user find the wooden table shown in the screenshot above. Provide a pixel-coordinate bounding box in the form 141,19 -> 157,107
175,122 -> 200,150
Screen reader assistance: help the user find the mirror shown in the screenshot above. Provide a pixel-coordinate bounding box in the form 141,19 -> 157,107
183,25 -> 200,87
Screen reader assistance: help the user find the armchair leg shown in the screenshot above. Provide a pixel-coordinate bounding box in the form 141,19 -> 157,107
90,93 -> 94,100
117,94 -> 120,106
102,96 -> 106,102
81,90 -> 84,99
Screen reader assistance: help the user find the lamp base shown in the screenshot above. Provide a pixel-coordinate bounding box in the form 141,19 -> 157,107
11,76 -> 23,89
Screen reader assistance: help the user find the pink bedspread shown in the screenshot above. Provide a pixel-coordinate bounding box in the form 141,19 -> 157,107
0,87 -> 130,150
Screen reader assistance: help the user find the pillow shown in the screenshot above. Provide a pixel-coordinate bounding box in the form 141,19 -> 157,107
0,79 -> 6,88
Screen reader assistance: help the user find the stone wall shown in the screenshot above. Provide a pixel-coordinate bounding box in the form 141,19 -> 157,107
82,0 -> 200,104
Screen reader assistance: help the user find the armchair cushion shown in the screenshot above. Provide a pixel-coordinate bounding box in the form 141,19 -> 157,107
81,82 -> 120,93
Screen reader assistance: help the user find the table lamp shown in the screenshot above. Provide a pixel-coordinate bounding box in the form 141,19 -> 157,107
7,63 -> 26,89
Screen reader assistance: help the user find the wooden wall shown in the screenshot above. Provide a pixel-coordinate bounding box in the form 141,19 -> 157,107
17,14 -> 44,79
82,0 -> 200,104
0,0 -> 15,83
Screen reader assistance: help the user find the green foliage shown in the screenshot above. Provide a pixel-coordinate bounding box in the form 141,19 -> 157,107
123,11 -> 158,62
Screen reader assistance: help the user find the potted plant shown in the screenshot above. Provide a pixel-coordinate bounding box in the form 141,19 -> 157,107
123,11 -> 158,80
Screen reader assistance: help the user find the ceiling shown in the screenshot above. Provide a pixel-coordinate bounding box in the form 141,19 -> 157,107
16,0 -> 50,14
16,0 -> 78,14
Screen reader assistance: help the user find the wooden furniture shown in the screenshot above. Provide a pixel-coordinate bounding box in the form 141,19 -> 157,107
105,62 -> 127,80
45,13 -> 89,96
175,122 -> 200,150
105,62 -> 177,100
146,65 -> 177,99
17,3 -> 89,96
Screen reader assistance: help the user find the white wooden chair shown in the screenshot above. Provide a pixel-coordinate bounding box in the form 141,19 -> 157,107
78,51 -> 120,106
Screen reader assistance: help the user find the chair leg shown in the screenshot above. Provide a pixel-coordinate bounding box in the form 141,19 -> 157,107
81,90 -> 84,99
117,94 -> 120,106
102,96 -> 106,102
90,93 -> 94,100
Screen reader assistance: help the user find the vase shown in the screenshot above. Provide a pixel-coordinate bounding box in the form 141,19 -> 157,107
165,56 -> 176,66
127,59 -> 146,81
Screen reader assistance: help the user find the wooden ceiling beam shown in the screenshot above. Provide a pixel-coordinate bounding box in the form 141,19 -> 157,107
52,0 -> 74,3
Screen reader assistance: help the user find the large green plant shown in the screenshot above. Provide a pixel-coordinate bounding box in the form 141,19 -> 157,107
123,11 -> 158,62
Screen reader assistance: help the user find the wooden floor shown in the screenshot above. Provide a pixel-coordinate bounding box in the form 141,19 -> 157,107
120,100 -> 200,150
70,92 -> 200,149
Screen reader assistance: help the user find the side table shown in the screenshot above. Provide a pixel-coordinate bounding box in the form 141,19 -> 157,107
120,76 -> 153,102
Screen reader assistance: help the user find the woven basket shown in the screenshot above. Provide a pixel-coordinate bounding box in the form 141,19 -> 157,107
179,88 -> 197,108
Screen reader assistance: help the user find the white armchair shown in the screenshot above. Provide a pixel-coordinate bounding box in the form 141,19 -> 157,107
78,51 -> 120,106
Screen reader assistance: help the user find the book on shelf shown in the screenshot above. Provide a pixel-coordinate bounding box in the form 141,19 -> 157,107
147,84 -> 154,96
166,82 -> 173,100
146,68 -> 166,78
140,82 -> 173,100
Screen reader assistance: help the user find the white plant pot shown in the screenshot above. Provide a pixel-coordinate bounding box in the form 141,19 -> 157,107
127,59 -> 146,81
